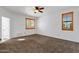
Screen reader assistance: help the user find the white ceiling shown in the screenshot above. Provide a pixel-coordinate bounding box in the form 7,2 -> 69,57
1,6 -> 73,17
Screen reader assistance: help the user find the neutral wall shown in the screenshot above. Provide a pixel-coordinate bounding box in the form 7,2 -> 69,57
10,12 -> 36,38
0,7 -> 36,39
37,7 -> 79,42
0,8 -> 12,39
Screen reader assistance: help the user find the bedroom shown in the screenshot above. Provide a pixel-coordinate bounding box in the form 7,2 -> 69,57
0,6 -> 79,53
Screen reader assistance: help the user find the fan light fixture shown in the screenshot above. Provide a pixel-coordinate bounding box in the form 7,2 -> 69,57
34,6 -> 44,13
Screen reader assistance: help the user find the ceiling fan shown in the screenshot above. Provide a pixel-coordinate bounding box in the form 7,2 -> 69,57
34,6 -> 44,13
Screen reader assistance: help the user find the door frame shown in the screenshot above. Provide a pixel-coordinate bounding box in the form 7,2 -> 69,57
1,16 -> 10,43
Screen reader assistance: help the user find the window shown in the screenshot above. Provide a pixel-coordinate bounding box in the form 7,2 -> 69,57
62,12 -> 73,31
25,18 -> 35,29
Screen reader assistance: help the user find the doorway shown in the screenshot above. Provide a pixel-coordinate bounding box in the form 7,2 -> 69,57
1,16 -> 10,42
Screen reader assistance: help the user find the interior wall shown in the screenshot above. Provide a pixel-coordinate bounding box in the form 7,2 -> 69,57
37,7 -> 79,42
0,7 -> 36,39
0,8 -> 12,39
10,13 -> 36,38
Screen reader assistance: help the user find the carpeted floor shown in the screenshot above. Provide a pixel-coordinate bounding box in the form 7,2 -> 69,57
0,34 -> 79,53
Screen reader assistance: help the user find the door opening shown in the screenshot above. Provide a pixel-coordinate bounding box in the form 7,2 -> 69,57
1,16 -> 10,42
